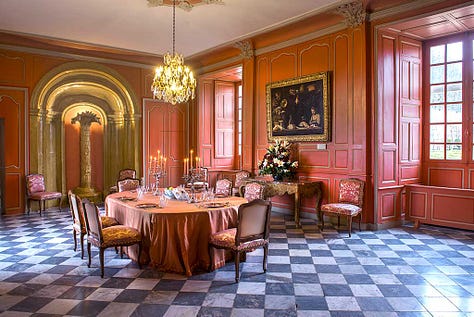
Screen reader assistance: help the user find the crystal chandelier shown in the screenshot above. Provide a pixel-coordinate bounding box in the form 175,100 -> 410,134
151,0 -> 196,105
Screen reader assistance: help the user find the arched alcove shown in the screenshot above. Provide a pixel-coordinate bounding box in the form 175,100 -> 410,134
30,61 -> 141,200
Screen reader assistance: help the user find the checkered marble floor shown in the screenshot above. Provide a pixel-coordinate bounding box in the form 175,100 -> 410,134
0,210 -> 473,317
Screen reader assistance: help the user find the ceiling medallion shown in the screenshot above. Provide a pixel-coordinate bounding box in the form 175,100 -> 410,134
147,0 -> 224,12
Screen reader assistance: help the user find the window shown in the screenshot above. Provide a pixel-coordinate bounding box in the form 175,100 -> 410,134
427,36 -> 473,161
237,84 -> 242,157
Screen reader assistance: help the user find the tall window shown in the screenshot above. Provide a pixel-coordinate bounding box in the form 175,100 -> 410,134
427,35 -> 473,161
237,84 -> 243,168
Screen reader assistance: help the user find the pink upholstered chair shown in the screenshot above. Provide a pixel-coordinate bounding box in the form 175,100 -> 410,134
320,178 -> 365,237
117,178 -> 141,192
109,168 -> 137,194
242,182 -> 265,202
215,179 -> 232,197
233,170 -> 251,196
209,199 -> 272,282
82,199 -> 142,278
67,190 -> 119,259
26,173 -> 62,215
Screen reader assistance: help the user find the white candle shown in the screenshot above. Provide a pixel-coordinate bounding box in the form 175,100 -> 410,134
190,149 -> 193,170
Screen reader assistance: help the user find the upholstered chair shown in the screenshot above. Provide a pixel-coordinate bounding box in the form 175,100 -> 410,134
67,190 -> 119,259
320,178 -> 365,237
186,167 -> 209,191
109,168 -> 137,194
82,199 -> 142,278
242,181 -> 265,202
209,199 -> 272,282
26,173 -> 62,215
232,170 -> 251,196
215,178 -> 232,197
117,178 -> 141,192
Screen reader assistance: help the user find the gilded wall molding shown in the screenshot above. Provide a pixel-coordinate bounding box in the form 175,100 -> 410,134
336,1 -> 366,28
234,40 -> 254,59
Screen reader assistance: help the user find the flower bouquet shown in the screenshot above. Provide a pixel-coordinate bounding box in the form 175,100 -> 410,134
258,139 -> 298,181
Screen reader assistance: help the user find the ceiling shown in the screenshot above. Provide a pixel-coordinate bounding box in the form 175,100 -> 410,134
0,0 -> 346,58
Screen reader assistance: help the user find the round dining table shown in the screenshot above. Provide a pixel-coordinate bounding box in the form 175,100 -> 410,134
105,191 -> 247,276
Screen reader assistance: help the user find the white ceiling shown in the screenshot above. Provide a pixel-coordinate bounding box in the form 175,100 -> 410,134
0,0 -> 343,58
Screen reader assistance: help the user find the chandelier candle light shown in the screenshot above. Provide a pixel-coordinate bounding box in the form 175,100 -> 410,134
151,0 -> 196,105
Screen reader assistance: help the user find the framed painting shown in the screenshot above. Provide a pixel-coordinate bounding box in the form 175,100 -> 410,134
266,71 -> 330,142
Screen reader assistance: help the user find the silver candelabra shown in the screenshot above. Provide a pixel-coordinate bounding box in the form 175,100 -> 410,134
149,166 -> 167,189
182,167 -> 206,203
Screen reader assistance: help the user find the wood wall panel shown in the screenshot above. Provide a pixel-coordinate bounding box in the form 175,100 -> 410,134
335,150 -> 348,169
381,35 -> 397,145
0,87 -> 26,214
333,35 -> 350,145
429,168 -> 464,188
0,52 -> 25,84
382,150 -> 397,183
432,195 -> 474,223
409,191 -> 427,219
381,192 -> 396,219
401,165 -> 420,180
352,28 -> 366,147
299,41 -> 331,76
270,51 -> 297,82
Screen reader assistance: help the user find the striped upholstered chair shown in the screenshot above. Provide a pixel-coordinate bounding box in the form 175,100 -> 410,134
320,178 -> 365,237
215,178 -> 233,197
209,199 -> 272,282
26,173 -> 62,215
242,182 -> 265,202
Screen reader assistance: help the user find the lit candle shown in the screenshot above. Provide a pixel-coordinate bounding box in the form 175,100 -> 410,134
164,157 -> 167,171
190,149 -> 193,170
183,158 -> 186,174
149,155 -> 152,170
195,156 -> 199,169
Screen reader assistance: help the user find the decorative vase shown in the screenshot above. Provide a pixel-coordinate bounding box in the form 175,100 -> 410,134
272,174 -> 283,181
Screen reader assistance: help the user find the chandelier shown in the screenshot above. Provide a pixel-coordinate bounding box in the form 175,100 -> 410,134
151,0 -> 196,105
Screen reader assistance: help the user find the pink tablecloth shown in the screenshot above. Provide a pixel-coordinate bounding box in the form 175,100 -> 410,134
105,191 -> 247,276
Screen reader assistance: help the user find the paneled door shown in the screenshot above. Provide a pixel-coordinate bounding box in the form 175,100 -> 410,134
143,99 -> 187,188
0,87 -> 27,215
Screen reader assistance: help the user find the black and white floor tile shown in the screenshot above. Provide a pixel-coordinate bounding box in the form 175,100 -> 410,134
0,209 -> 473,316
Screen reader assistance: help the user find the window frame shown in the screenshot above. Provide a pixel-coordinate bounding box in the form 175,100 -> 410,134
424,32 -> 473,163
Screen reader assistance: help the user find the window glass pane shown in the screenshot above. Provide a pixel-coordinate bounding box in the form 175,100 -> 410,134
430,85 -> 444,103
430,105 -> 444,123
431,45 -> 445,64
446,144 -> 462,160
446,83 -> 462,102
446,104 -> 462,122
447,42 -> 462,62
430,125 -> 444,142
430,65 -> 445,84
446,62 -> 462,82
430,144 -> 444,159
446,124 -> 462,142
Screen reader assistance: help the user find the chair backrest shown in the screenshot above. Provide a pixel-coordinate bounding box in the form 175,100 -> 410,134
26,174 -> 45,195
338,178 -> 365,207
118,168 -> 136,181
215,179 -> 232,196
236,199 -> 272,245
235,170 -> 251,188
117,178 -> 141,192
82,199 -> 103,244
243,182 -> 265,201
68,190 -> 84,228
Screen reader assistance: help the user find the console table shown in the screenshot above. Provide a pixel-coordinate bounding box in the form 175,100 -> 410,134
240,179 -> 322,227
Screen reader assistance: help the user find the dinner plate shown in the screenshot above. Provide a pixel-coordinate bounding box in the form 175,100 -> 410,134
202,202 -> 226,209
136,203 -> 157,209
117,196 -> 135,201
214,194 -> 228,198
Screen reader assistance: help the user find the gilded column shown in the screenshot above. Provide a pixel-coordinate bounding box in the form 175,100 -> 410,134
71,111 -> 102,202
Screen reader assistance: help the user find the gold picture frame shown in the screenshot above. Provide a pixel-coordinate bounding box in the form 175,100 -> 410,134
266,71 -> 330,142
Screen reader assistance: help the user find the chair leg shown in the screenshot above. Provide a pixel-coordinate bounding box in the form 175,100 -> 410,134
263,244 -> 268,272
348,216 -> 352,237
320,211 -> 324,231
72,230 -> 77,252
337,215 -> 340,228
27,199 -> 31,215
358,213 -> 362,232
208,245 -> 214,272
80,232 -> 85,259
234,251 -> 241,283
137,243 -> 142,269
87,243 -> 92,268
58,198 -> 62,212
99,248 -> 105,278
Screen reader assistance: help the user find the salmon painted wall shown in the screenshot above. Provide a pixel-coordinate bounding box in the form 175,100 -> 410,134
0,47 -> 156,215
250,25 -> 370,220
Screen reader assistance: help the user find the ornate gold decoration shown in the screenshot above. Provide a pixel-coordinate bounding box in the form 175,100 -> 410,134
234,40 -> 254,59
147,0 -> 224,12
151,0 -> 197,104
336,1 -> 366,28
71,111 -> 102,201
